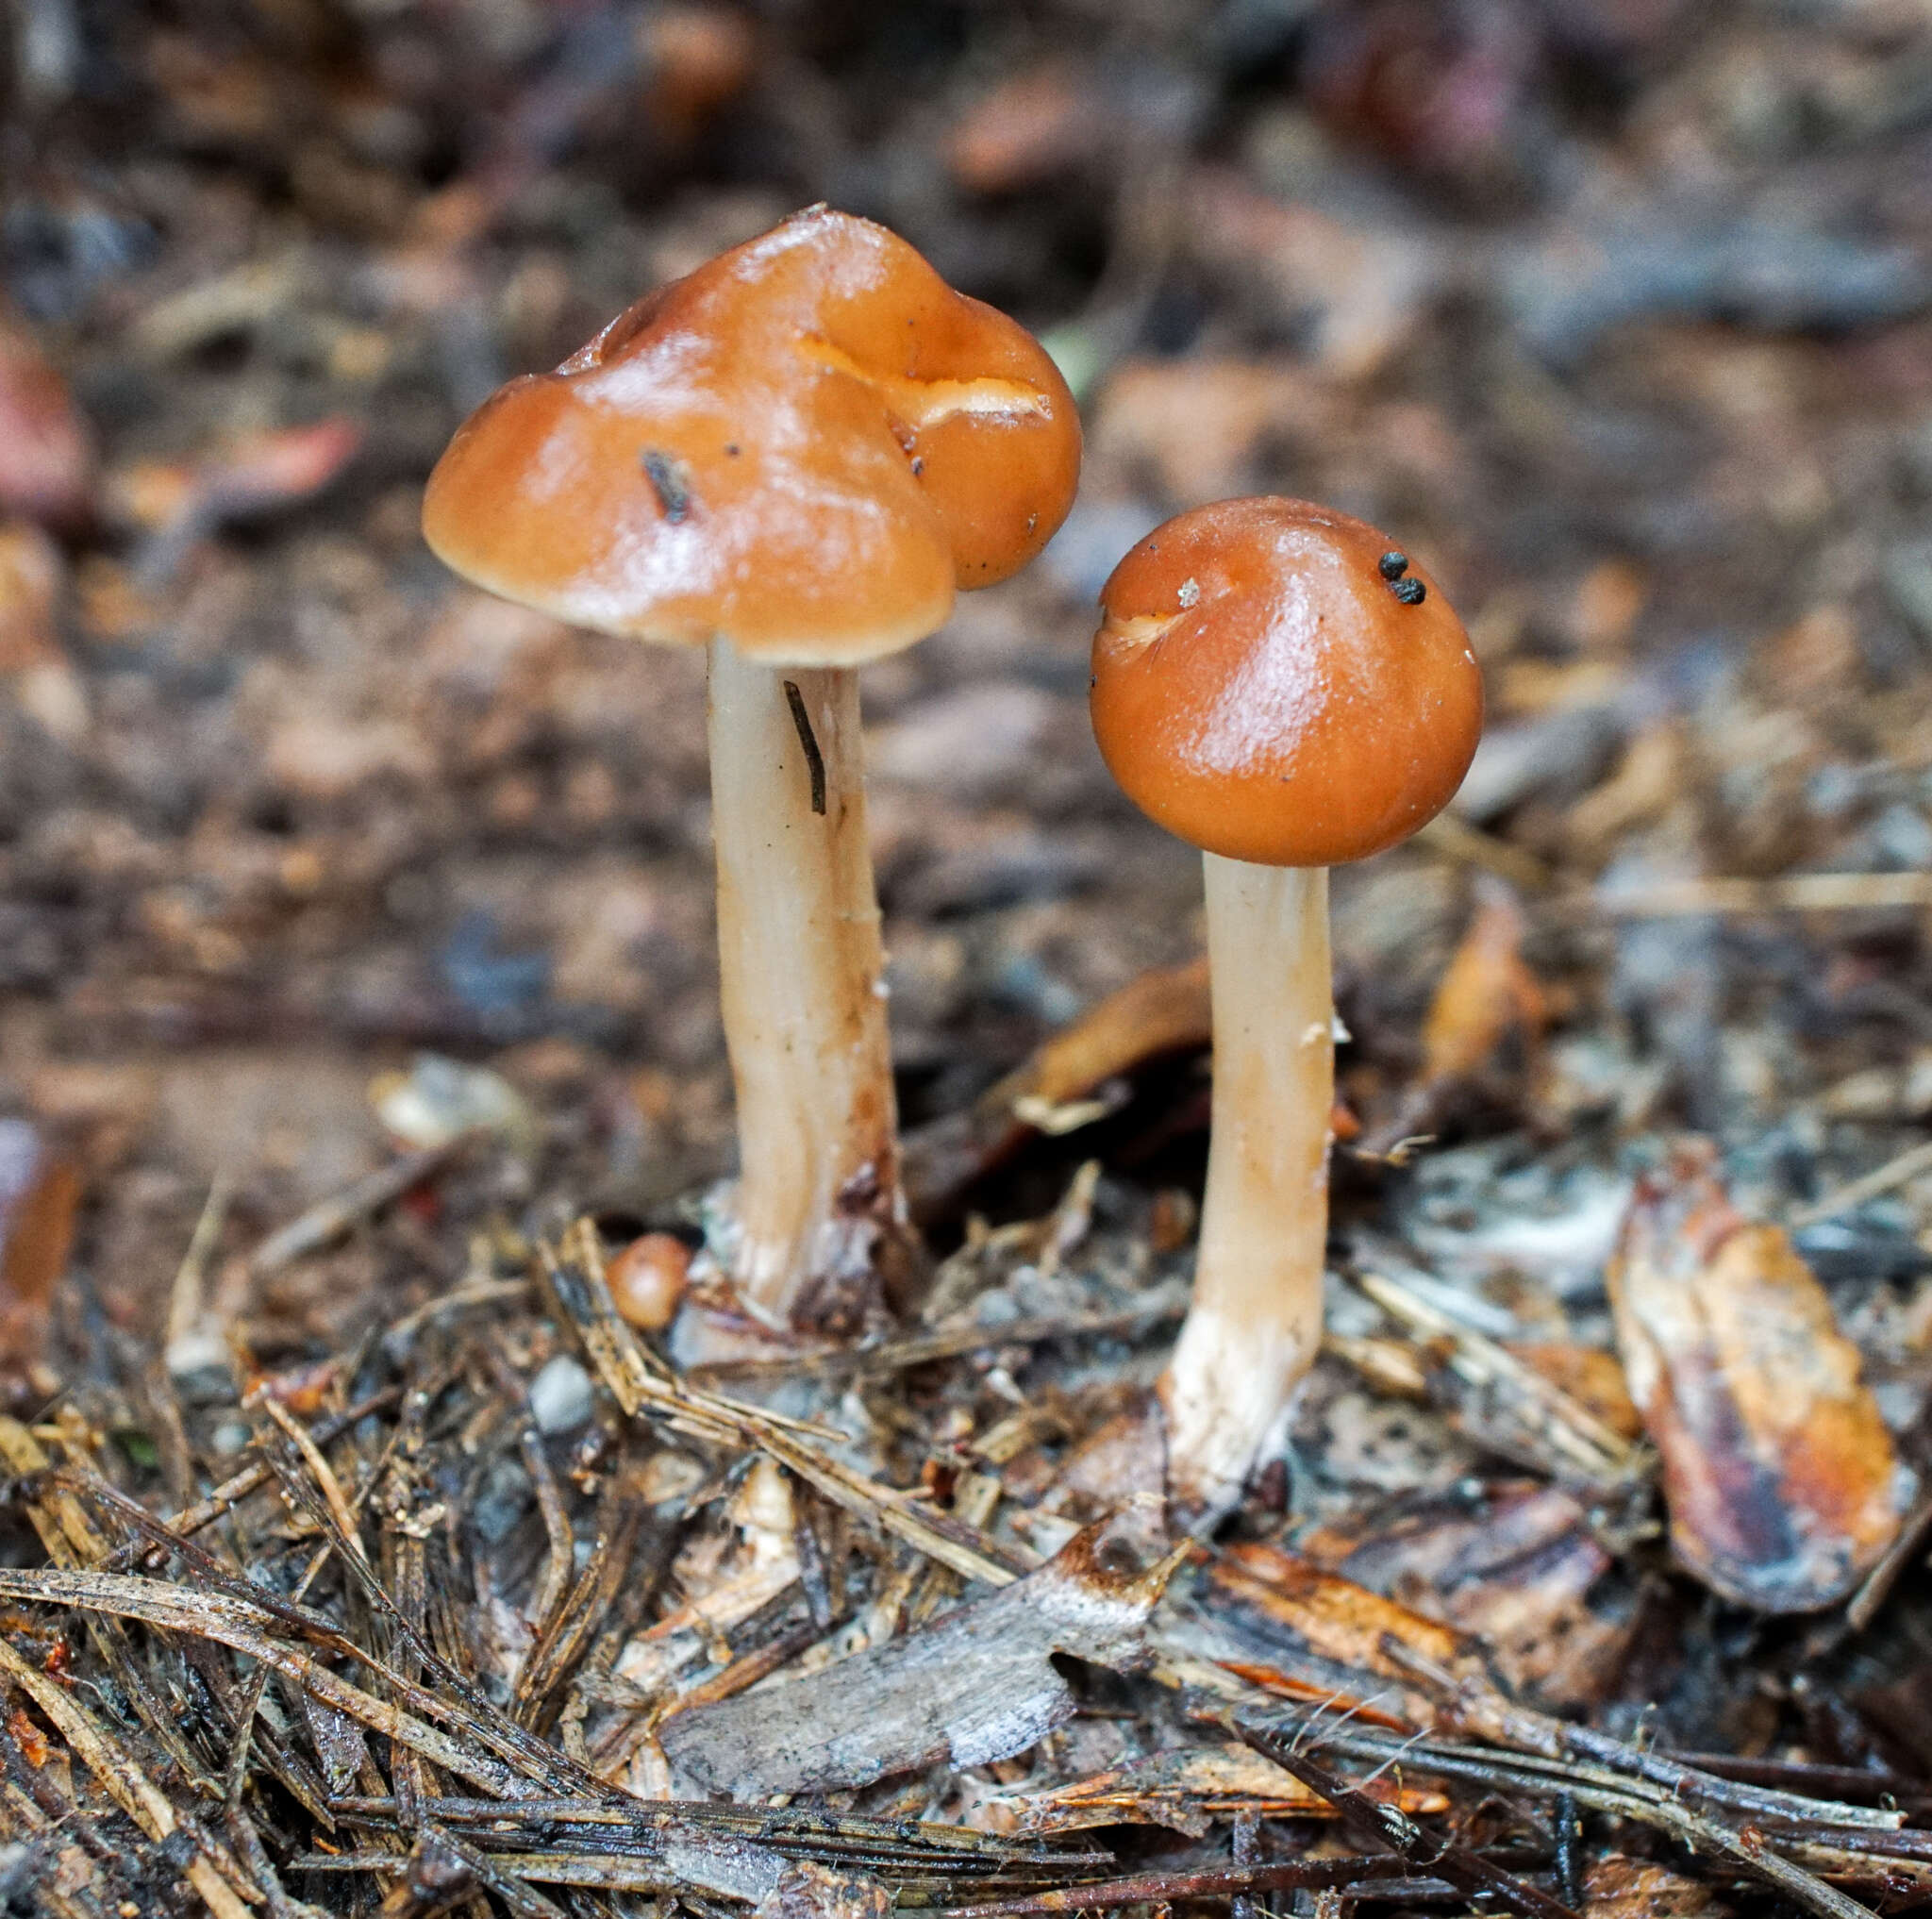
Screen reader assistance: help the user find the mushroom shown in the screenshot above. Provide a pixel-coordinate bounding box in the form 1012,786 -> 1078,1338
1088,497 -> 1483,1519
423,208 -> 1079,1328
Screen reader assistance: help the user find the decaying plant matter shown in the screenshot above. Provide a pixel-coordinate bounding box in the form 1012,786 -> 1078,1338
0,1150 -> 1925,1919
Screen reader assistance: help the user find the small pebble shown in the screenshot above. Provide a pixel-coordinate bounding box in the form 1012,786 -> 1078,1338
210,1419 -> 251,1457
473,1455 -> 531,1540
608,1231 -> 691,1330
529,1353 -> 593,1434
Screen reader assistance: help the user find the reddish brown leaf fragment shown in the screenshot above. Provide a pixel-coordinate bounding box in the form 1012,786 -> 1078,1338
0,521 -> 60,673
947,66 -> 1103,194
641,7 -> 757,143
1211,1662 -> 1417,1731
1582,1855 -> 1725,1917
7,1705 -> 49,1767
1505,1343 -> 1643,1442
1420,881 -> 1546,1088
1607,1138 -> 1907,1611
0,315 -> 95,528
1205,1543 -> 1503,1731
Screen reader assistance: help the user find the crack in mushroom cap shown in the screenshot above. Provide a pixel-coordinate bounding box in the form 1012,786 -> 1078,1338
1090,496 -> 1484,867
422,208 -> 1081,664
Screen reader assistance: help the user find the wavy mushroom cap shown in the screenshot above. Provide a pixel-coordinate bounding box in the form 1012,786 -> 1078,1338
422,208 -> 1080,664
1090,497 -> 1484,867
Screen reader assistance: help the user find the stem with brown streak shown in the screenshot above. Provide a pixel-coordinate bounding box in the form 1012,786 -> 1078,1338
707,640 -> 902,1327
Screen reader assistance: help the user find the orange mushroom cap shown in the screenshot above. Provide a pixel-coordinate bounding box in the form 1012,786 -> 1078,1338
1090,496 -> 1483,867
422,207 -> 1080,664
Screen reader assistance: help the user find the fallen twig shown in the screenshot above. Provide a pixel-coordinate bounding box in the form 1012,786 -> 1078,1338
1235,1721 -> 1575,1919
540,1220 -> 1037,1586
1589,872 -> 1932,918
1790,1138 -> 1932,1231
1233,1701 -> 1893,1919
251,1138 -> 473,1276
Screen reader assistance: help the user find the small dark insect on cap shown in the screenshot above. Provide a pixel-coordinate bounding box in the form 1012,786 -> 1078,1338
1391,576 -> 1426,606
1377,551 -> 1409,580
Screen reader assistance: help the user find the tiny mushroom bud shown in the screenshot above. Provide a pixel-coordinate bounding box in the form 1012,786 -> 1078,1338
608,1231 -> 692,1332
425,209 -> 1079,1329
1090,496 -> 1482,1521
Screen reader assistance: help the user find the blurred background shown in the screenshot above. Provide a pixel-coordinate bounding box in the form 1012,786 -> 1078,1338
4,0 -> 1932,1360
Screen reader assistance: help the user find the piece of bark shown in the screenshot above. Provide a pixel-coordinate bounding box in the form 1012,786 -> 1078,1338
1204,1542 -> 1498,1729
1607,1138 -> 1909,1612
661,1507 -> 1181,1796
0,313 -> 94,528
1327,1484 -> 1634,1710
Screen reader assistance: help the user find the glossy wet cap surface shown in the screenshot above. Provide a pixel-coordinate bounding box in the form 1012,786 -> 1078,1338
1090,496 -> 1484,866
423,207 -> 1081,664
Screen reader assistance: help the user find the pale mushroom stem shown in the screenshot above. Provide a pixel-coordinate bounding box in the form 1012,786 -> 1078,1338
1163,854 -> 1332,1517
708,640 -> 903,1325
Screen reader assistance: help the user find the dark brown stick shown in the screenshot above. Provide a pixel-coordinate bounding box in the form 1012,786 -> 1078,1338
783,678 -> 827,815
934,1857 -> 1415,1918
1236,1722 -> 1576,1919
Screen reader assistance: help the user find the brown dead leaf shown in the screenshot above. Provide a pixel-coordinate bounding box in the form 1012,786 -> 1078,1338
25,1060 -> 159,1175
1181,169 -> 1436,379
1607,1138 -> 1908,1611
113,419 -> 363,579
1094,359 -> 1337,503
1207,1542 -> 1492,1720
0,521 -> 62,673
1018,958 -> 1210,1110
0,521 -> 87,743
641,6 -> 757,142
947,63 -> 1102,193
1583,1854 -> 1725,1917
1420,880 -> 1546,1088
1505,1343 -> 1643,1442
1333,1483 -> 1633,1709
1566,559 -> 1650,655
0,315 -> 94,528
1565,722 -> 1688,862
903,957 -> 1210,1217
1211,1663 -> 1417,1730
193,418 -> 363,518
1759,605 -> 1860,702
145,29 -> 280,144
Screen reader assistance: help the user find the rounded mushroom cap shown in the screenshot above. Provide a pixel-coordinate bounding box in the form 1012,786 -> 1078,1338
1090,496 -> 1483,867
422,208 -> 1080,665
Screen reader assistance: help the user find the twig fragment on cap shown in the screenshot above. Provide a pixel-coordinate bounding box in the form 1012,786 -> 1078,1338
641,448 -> 691,523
